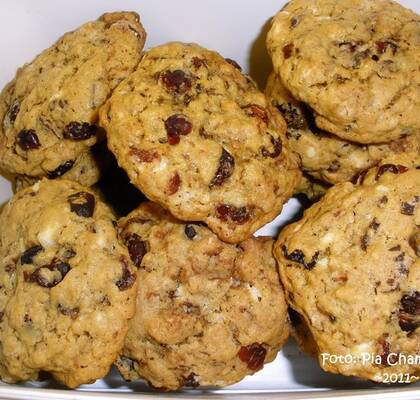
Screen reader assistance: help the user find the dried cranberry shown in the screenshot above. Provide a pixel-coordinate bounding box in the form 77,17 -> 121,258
398,315 -> 419,333
408,231 -> 419,256
8,101 -> 20,123
57,304 -> 79,318
261,136 -> 282,158
225,58 -> 242,71
375,164 -> 408,180
282,43 -> 294,59
398,291 -> 420,333
167,172 -> 181,195
282,245 -> 319,270
116,257 -> 136,291
129,148 -> 160,163
238,343 -> 267,370
181,372 -> 199,388
184,225 -> 197,239
161,70 -> 192,94
47,160 -> 75,179
209,148 -> 235,188
216,204 -> 250,224
164,114 -> 192,145
242,104 -> 268,124
124,233 -> 147,268
24,259 -> 71,288
376,40 -> 398,55
21,245 -> 43,264
63,122 -> 96,141
16,129 -> 40,150
67,191 -> 95,218
401,292 -> 420,315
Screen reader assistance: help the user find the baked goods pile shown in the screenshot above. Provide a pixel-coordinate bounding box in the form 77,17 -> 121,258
0,0 -> 417,391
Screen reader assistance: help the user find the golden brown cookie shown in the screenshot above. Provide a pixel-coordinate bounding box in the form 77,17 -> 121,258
100,42 -> 301,243
274,159 -> 419,382
0,12 -> 146,184
0,179 -> 137,387
115,202 -> 289,390
267,0 -> 420,144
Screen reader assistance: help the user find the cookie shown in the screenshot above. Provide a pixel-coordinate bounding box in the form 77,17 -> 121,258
0,179 -> 137,387
267,0 -> 420,144
0,12 -> 146,184
274,160 -> 419,382
115,202 -> 289,390
265,72 -> 420,184
100,42 -> 301,243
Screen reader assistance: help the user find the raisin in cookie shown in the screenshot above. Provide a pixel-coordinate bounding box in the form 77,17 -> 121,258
267,0 -> 420,144
0,12 -> 146,184
100,42 -> 300,243
274,160 -> 419,382
115,202 -> 289,390
0,179 -> 137,387
265,72 -> 420,184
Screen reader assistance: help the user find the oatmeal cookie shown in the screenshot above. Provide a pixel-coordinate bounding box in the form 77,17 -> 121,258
267,0 -> 420,143
0,179 -> 137,387
274,159 -> 419,382
100,42 -> 300,243
115,202 -> 289,390
0,12 -> 146,183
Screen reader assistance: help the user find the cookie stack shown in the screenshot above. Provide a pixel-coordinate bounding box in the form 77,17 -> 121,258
267,0 -> 419,383
0,13 -> 297,390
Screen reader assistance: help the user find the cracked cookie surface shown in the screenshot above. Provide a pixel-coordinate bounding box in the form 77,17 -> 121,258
100,42 -> 300,243
0,12 -> 146,183
267,0 -> 420,144
116,202 -> 289,390
274,158 -> 419,382
0,179 -> 137,387
265,72 -> 420,184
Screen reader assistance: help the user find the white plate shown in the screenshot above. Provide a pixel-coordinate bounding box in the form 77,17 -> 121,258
0,1 -> 418,399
